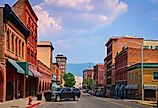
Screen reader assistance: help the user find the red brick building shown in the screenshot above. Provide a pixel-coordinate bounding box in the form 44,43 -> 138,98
93,64 -> 105,88
0,4 -> 30,101
83,68 -> 94,88
104,36 -> 143,96
115,47 -> 158,98
37,60 -> 52,93
55,54 -> 67,76
13,0 -> 38,65
12,0 -> 53,96
93,64 -> 105,95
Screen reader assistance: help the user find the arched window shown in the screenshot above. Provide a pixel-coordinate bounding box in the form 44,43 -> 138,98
19,40 -> 21,56
11,33 -> 14,52
6,29 -> 10,50
22,42 -> 24,57
15,37 -> 18,55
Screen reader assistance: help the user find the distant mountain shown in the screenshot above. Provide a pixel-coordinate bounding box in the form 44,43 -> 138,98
66,63 -> 96,77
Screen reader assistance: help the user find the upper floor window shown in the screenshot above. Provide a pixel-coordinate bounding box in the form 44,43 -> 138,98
6,29 -> 10,50
11,33 -> 14,52
155,46 -> 158,50
19,40 -> 21,56
22,42 -> 24,57
144,46 -> 149,49
153,72 -> 158,80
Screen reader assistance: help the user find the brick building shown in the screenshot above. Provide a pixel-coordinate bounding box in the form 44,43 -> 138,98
115,47 -> 158,98
83,68 -> 94,89
0,4 -> 30,101
93,64 -> 105,91
37,41 -> 54,93
128,63 -> 158,100
55,54 -> 67,76
12,0 -> 38,65
12,0 -> 43,96
104,36 -> 143,97
93,64 -> 105,96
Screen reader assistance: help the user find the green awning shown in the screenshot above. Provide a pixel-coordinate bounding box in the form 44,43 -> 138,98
8,60 -> 25,74
28,70 -> 33,76
16,62 -> 33,76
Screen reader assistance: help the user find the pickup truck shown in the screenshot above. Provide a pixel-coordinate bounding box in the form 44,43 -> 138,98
44,87 -> 81,102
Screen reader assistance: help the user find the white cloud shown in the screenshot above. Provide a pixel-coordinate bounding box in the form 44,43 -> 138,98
33,5 -> 62,36
43,0 -> 94,11
33,0 -> 128,50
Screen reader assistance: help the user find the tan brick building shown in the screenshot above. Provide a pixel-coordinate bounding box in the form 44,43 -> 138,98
128,63 -> 158,100
37,41 -> 54,93
115,47 -> 158,99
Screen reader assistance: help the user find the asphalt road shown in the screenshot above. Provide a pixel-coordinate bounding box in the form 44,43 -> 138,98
38,95 -> 152,108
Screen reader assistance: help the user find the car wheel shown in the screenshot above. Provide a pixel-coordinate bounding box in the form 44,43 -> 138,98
56,96 -> 61,102
74,95 -> 78,101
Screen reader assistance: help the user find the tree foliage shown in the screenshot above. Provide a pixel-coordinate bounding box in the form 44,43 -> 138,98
84,78 -> 93,89
63,72 -> 76,87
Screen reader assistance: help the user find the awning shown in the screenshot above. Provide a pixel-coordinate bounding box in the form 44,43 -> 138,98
29,66 -> 42,77
16,62 -> 33,76
125,85 -> 130,89
144,84 -> 157,90
131,84 -> 138,89
125,84 -> 138,89
7,60 -> 25,74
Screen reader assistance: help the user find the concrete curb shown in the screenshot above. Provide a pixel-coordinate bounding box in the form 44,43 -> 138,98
136,101 -> 156,107
26,101 -> 42,108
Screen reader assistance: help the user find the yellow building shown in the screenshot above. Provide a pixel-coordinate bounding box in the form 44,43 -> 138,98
127,63 -> 158,101
144,40 -> 158,50
37,41 -> 54,69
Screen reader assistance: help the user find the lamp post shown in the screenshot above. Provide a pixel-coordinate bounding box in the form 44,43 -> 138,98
140,42 -> 144,101
129,41 -> 144,101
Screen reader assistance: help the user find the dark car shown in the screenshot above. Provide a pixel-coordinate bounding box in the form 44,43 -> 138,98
44,87 -> 81,102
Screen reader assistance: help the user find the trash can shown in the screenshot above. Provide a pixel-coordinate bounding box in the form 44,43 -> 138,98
37,93 -> 42,100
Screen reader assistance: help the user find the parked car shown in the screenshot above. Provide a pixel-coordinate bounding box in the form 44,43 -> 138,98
44,87 -> 81,102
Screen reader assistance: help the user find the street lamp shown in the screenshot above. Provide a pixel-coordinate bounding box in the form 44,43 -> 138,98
129,41 -> 144,101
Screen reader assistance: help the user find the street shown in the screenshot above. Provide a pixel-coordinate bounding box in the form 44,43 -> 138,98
38,95 -> 152,108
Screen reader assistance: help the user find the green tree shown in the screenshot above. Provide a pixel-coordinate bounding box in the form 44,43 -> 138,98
63,72 -> 76,87
84,78 -> 93,89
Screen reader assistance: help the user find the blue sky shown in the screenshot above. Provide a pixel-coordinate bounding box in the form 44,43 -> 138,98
1,0 -> 158,64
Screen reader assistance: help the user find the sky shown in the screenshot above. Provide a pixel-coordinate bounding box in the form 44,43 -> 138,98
1,0 -> 158,64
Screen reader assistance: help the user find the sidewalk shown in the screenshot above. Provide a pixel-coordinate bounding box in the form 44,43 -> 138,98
0,96 -> 44,108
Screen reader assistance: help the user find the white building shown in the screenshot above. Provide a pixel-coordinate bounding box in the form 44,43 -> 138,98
75,76 -> 83,88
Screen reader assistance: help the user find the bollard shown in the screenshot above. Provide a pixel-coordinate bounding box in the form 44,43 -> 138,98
28,96 -> 32,105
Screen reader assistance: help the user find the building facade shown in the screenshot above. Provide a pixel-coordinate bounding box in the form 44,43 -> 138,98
83,68 -> 94,89
12,0 -> 44,97
37,41 -> 54,69
104,36 -> 143,97
55,54 -> 67,76
127,63 -> 158,101
37,41 -> 54,93
93,64 -> 105,91
12,0 -> 38,66
0,4 -> 30,101
115,47 -> 158,98
74,76 -> 83,89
